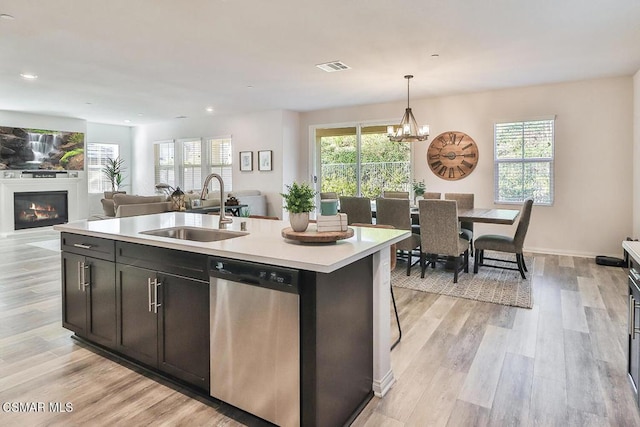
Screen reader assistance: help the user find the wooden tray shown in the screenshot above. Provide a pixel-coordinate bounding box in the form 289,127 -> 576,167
281,226 -> 354,243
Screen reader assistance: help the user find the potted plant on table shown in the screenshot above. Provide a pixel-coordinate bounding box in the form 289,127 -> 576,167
281,181 -> 316,232
412,179 -> 426,204
102,156 -> 126,198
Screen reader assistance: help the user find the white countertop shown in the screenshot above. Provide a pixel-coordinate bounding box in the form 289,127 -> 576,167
624,241 -> 640,264
54,213 -> 410,273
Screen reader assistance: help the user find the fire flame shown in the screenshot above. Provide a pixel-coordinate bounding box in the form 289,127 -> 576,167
19,202 -> 59,221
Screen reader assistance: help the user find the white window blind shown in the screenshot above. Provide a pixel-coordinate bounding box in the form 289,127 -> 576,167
181,139 -> 202,192
154,141 -> 175,189
494,119 -> 554,205
206,137 -> 233,192
87,143 -> 119,193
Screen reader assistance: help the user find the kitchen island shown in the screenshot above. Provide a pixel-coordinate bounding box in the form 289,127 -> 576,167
54,212 -> 408,426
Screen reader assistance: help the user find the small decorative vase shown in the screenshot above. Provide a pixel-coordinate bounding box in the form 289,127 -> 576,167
290,212 -> 310,232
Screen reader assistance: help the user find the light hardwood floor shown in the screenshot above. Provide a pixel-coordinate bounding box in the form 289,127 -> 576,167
1,230 -> 639,426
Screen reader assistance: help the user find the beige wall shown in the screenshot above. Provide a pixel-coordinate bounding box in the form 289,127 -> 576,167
300,77 -> 634,257
634,70 -> 640,238
132,110 -> 295,217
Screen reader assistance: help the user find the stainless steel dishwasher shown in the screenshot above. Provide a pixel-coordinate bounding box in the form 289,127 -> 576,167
209,256 -> 300,427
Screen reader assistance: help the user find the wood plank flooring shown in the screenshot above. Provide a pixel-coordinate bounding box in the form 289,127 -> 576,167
1,230 -> 639,426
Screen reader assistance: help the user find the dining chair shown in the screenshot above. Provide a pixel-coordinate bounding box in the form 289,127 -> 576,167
473,197 -> 534,279
339,196 -> 372,225
383,191 -> 410,199
412,191 -> 441,235
444,193 -> 475,251
320,191 -> 338,200
376,197 -> 421,276
423,192 -> 441,200
352,223 -> 402,350
418,199 -> 470,283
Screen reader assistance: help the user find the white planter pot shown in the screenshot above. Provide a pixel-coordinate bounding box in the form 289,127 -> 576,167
289,212 -> 310,232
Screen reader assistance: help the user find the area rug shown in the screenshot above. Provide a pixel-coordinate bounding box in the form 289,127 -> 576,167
392,252 -> 532,309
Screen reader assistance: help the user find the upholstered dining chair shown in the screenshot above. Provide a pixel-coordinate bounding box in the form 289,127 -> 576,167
444,193 -> 475,251
473,197 -> 534,279
353,222 -> 402,350
418,199 -> 470,283
423,192 -> 441,200
412,191 -> 441,234
376,197 -> 421,276
383,191 -> 410,199
320,191 -> 338,200
339,196 -> 372,225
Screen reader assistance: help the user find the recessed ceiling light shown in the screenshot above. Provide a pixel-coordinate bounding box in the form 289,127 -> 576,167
246,85 -> 254,89
137,113 -> 143,117
431,54 -> 440,58
85,102 -> 93,105
124,119 -> 131,124
316,61 -> 351,73
175,115 -> 188,119
0,14 -> 15,20
205,107 -> 214,113
20,73 -> 38,80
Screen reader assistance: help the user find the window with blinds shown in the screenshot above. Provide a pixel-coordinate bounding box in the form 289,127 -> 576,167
153,137 -> 233,193
87,143 -> 119,193
154,140 -> 176,189
494,119 -> 554,205
206,137 -> 233,192
181,139 -> 202,192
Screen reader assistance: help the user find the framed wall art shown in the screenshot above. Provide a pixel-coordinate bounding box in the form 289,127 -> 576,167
239,151 -> 253,171
258,150 -> 272,171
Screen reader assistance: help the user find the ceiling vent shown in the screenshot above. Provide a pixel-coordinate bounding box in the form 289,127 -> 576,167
316,61 -> 351,73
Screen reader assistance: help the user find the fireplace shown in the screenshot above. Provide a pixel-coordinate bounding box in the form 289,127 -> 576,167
14,190 -> 69,230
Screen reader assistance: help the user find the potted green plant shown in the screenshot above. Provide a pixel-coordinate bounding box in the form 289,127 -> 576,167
102,156 -> 126,198
281,181 -> 316,232
412,179 -> 426,203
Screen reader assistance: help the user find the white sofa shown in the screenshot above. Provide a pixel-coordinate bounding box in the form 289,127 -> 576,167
97,190 -> 268,219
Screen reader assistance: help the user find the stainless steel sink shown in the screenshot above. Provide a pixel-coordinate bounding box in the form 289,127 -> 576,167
140,226 -> 248,242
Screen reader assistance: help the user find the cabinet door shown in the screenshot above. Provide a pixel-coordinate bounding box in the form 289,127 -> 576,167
116,264 -> 158,367
158,273 -> 210,391
86,257 -> 116,349
62,252 -> 87,336
629,275 -> 640,399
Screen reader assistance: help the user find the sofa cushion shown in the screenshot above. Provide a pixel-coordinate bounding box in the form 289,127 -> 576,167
101,199 -> 116,217
113,194 -> 165,213
116,201 -> 173,218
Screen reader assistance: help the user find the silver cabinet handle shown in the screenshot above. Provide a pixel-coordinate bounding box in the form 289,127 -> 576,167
153,279 -> 162,314
148,278 -> 153,313
77,261 -> 82,291
630,294 -> 640,338
631,294 -> 635,337
81,262 -> 90,291
73,243 -> 93,249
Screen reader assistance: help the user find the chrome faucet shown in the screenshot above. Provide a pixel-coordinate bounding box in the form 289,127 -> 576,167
200,173 -> 232,224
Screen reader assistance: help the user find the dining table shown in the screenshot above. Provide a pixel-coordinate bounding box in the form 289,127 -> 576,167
369,201 -> 521,226
409,206 -> 520,225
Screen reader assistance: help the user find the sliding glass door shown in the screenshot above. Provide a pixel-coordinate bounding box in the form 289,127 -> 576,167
315,125 -> 411,199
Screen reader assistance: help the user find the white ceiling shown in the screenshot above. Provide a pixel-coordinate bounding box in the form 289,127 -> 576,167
1,0 -> 639,126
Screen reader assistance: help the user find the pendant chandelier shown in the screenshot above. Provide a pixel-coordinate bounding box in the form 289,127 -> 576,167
387,75 -> 429,142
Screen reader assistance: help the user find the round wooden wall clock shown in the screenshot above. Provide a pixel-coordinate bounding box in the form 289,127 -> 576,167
427,131 -> 479,180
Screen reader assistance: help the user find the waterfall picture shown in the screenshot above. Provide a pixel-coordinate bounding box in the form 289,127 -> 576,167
0,126 -> 84,171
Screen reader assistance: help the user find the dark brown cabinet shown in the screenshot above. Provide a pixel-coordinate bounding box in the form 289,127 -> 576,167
61,234 -> 116,349
116,256 -> 209,391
